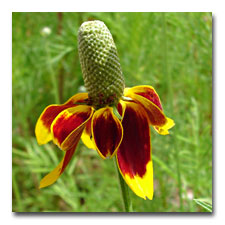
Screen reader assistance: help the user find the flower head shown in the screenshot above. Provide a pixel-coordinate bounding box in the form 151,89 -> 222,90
41,26 -> 52,37
35,20 -> 174,200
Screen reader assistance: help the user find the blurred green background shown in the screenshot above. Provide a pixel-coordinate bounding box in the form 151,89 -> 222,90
12,12 -> 212,212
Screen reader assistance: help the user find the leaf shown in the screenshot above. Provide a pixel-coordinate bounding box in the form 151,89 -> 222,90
194,198 -> 212,212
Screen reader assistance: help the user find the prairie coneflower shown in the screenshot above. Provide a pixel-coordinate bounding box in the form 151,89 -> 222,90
35,20 -> 174,201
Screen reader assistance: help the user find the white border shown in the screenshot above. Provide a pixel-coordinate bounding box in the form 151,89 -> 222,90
1,0 -> 224,224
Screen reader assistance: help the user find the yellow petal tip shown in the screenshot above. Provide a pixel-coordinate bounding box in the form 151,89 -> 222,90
122,161 -> 154,200
154,117 -> 175,135
35,120 -> 52,145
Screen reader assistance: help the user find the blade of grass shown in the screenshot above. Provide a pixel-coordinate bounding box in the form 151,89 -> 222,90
162,12 -> 183,210
194,198 -> 212,212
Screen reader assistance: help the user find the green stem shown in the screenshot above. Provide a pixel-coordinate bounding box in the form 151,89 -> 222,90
114,158 -> 133,212
162,12 -> 183,211
45,40 -> 60,104
12,170 -> 23,212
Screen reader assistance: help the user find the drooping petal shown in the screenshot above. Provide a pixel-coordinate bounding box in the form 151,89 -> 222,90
125,85 -> 163,109
35,93 -> 88,145
124,86 -> 174,134
39,132 -> 82,188
116,101 -> 153,200
154,117 -> 175,135
81,119 -> 96,150
92,107 -> 123,159
81,104 -> 125,151
51,105 -> 94,151
124,86 -> 165,125
117,100 -> 126,118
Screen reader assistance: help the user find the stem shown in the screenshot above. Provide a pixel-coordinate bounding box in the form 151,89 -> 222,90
114,158 -> 133,212
162,12 -> 183,211
57,12 -> 64,103
12,170 -> 23,212
45,39 -> 60,104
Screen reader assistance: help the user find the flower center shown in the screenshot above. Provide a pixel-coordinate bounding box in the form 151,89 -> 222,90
78,20 -> 125,108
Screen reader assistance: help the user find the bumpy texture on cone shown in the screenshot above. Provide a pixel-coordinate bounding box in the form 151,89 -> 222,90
78,20 -> 125,108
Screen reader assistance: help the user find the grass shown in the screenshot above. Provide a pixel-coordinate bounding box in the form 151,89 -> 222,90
12,12 -> 212,212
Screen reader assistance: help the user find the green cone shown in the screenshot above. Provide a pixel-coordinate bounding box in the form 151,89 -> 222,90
78,20 -> 125,108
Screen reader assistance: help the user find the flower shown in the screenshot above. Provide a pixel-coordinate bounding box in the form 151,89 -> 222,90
35,20 -> 174,200
41,27 -> 52,37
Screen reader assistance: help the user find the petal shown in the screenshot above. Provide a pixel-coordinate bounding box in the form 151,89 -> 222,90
39,134 -> 82,188
125,85 -> 163,109
51,105 -> 94,151
117,100 -> 126,118
124,86 -> 174,134
92,107 -> 123,159
116,101 -> 153,200
81,103 -> 126,151
35,93 -> 88,145
81,119 -> 96,150
154,117 -> 175,135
